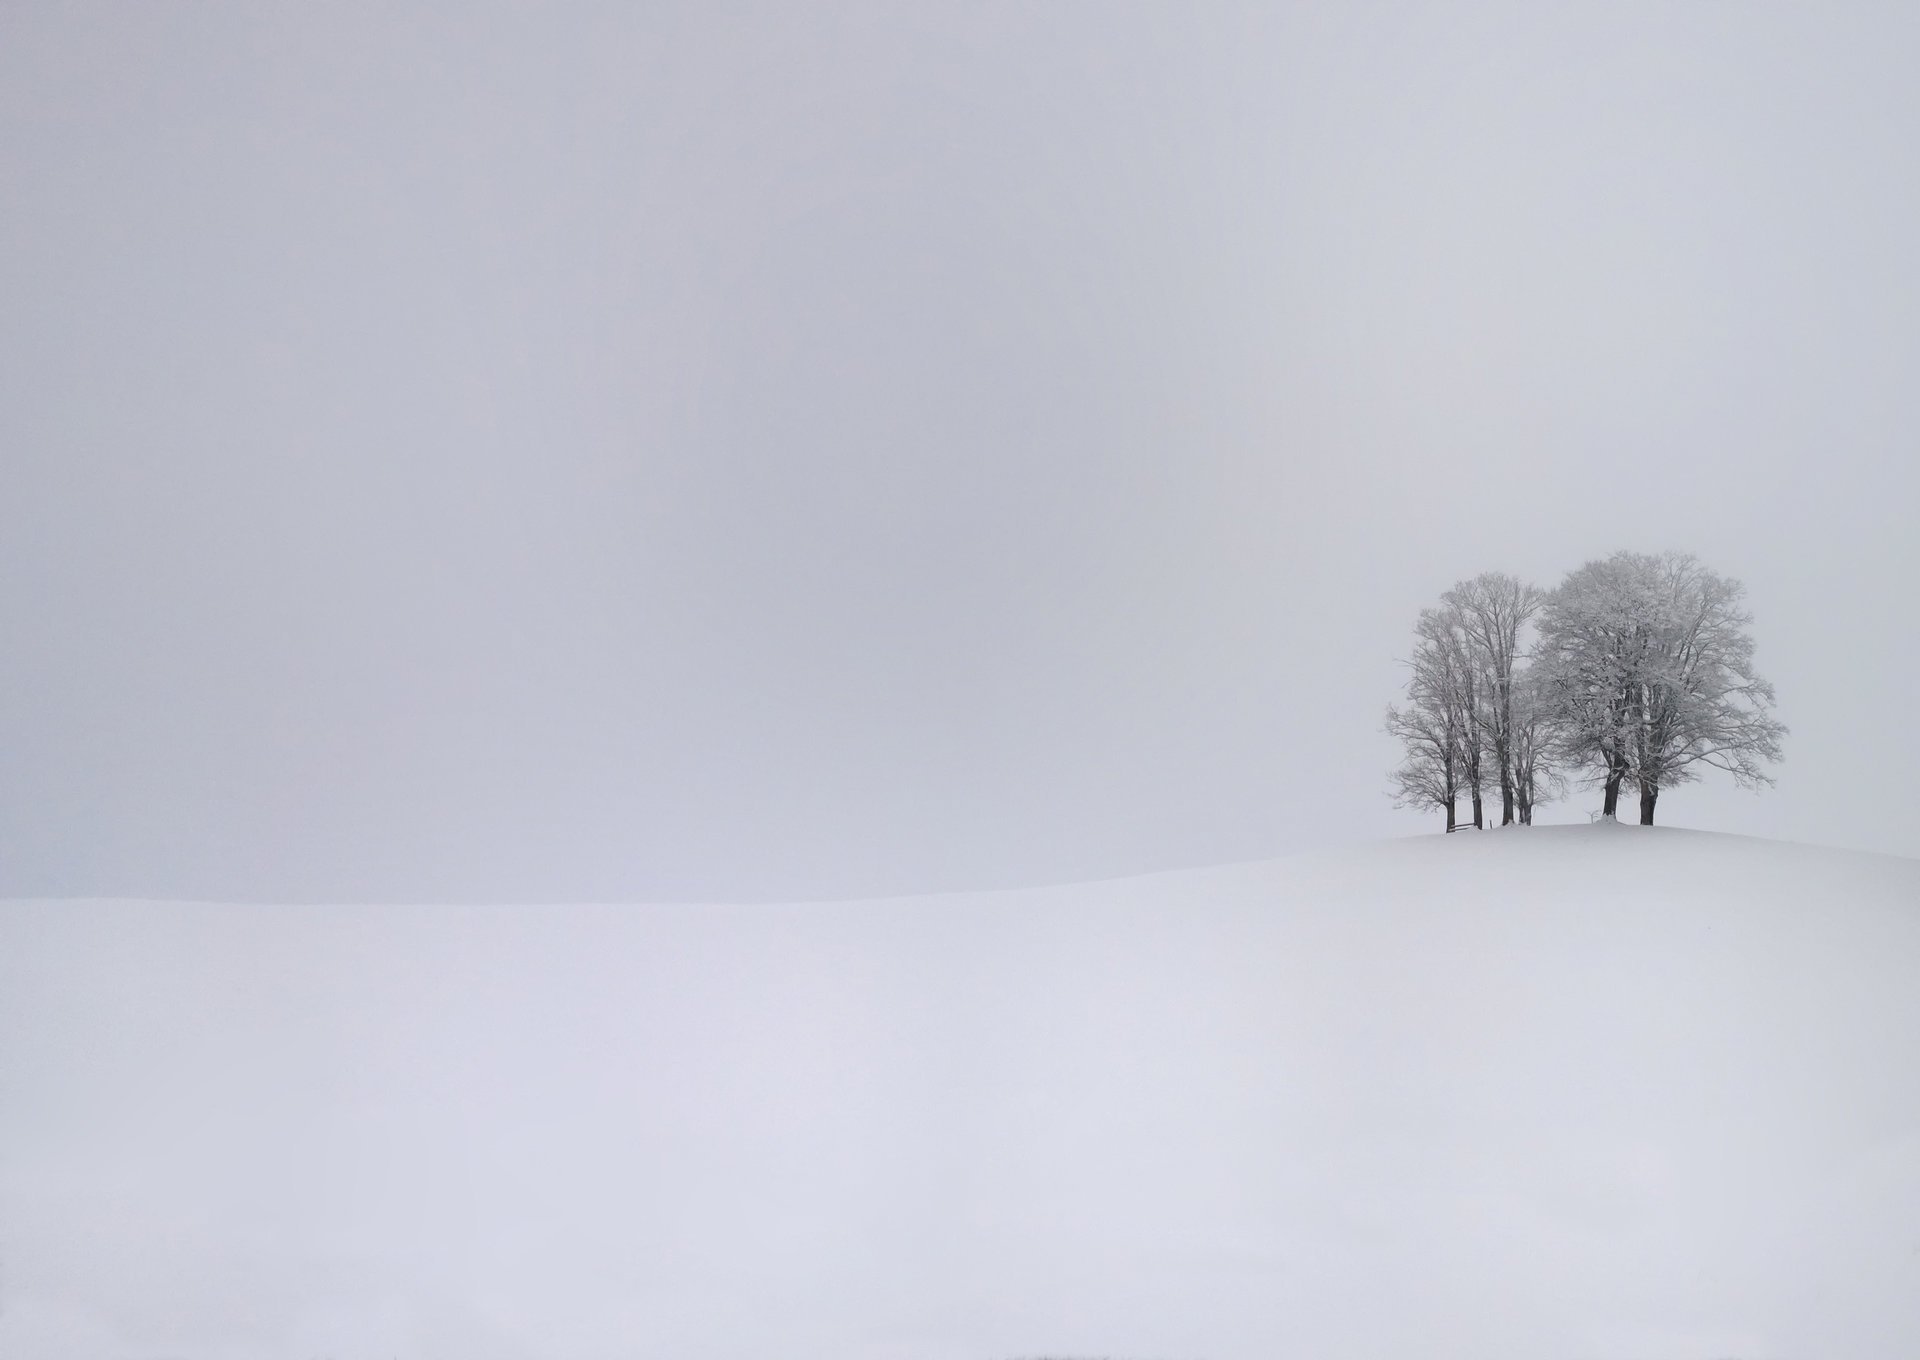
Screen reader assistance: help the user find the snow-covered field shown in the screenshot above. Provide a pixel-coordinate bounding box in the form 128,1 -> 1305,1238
3,824 -> 1917,1360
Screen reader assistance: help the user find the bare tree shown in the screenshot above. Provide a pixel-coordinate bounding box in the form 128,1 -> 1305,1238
1387,603 -> 1489,830
1442,572 -> 1544,825
1508,663 -> 1563,824
1385,697 -> 1459,830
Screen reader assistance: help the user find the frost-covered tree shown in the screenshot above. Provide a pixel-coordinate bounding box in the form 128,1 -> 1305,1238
1442,572 -> 1544,825
1534,553 -> 1657,818
1387,603 -> 1489,830
1535,551 -> 1785,823
1508,663 -> 1563,824
1620,553 -> 1786,822
1385,697 -> 1459,830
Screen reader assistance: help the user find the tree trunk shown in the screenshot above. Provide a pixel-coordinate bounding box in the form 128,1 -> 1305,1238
1500,782 -> 1514,826
1601,772 -> 1622,818
1470,787 -> 1484,829
1445,798 -> 1456,832
1639,784 -> 1658,825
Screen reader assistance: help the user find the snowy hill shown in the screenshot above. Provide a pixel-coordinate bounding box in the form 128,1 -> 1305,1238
3,825 -> 1918,1360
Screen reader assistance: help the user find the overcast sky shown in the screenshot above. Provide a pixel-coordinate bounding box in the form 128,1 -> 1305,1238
3,4 -> 1916,902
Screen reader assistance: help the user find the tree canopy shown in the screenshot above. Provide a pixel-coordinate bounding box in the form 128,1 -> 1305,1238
1388,553 -> 1785,828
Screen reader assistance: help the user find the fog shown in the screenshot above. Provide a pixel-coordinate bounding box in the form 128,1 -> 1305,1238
3,6 -> 1916,893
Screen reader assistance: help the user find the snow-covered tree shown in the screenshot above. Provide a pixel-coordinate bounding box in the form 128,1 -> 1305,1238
1621,553 -> 1786,822
1535,551 -> 1785,823
1534,555 -> 1651,818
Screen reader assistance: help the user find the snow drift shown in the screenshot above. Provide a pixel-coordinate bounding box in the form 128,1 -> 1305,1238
3,824 -> 1917,1360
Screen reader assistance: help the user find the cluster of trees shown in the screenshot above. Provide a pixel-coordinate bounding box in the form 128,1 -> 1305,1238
1386,551 -> 1786,829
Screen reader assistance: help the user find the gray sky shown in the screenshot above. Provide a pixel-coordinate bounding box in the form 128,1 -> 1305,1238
3,4 -> 1916,901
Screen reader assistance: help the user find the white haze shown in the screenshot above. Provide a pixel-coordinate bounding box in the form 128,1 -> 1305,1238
3,5 -> 1919,902
5,825 -> 1918,1360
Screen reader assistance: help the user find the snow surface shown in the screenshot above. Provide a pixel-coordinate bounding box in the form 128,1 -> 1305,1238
3,824 -> 1918,1360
